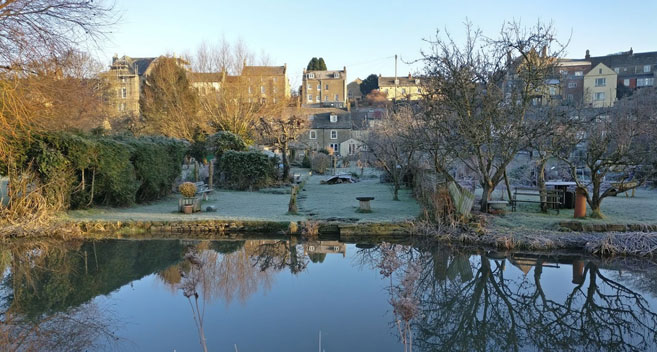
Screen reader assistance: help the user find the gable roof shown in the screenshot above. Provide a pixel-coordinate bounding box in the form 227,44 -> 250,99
304,69 -> 346,80
584,63 -> 615,77
242,65 -> 286,76
378,75 -> 422,87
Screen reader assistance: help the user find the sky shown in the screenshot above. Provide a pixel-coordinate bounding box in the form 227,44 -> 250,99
99,0 -> 657,89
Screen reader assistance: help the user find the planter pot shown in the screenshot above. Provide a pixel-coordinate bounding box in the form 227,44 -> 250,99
183,205 -> 193,214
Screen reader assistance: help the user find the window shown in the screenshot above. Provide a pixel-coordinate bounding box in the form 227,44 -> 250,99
574,71 -> 583,76
549,87 -> 556,95
329,114 -> 338,123
348,91 -> 353,98
260,86 -> 265,94
121,87 -> 127,99
329,143 -> 339,153
637,77 -> 655,87
568,82 -> 577,88
644,65 -> 651,73
614,67 -> 620,73
248,86 -> 252,94
595,78 -> 606,87
330,130 -> 338,139
307,83 -> 312,90
121,77 -> 126,83
401,88 -> 407,95
307,94 -> 312,102
567,94 -> 574,101
333,72 -> 340,78
316,95 -> 320,102
624,79 -> 630,86
325,95 -> 329,101
599,68 -> 602,74
348,143 -> 357,155
309,130 -> 317,139
594,92 -> 605,101
307,73 -> 315,79
317,83 -> 321,90
118,102 -> 126,111
325,84 -> 329,90
334,94 -> 339,101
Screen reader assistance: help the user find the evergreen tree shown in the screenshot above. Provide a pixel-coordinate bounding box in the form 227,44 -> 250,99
317,57 -> 327,70
360,74 -> 379,95
307,57 -> 319,71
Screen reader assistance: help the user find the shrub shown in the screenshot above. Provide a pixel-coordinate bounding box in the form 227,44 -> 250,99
179,182 -> 197,198
219,150 -> 276,190
301,154 -> 311,168
208,131 -> 247,159
311,153 -> 331,174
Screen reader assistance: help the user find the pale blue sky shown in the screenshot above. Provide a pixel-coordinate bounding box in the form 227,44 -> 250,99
100,0 -> 657,88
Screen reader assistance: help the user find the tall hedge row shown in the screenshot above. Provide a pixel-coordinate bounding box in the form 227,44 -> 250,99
19,132 -> 187,209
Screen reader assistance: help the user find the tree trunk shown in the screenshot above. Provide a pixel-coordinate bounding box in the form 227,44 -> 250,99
281,142 -> 290,181
503,168 -> 513,202
537,159 -> 547,213
480,182 -> 493,212
393,184 -> 400,201
590,173 -> 604,218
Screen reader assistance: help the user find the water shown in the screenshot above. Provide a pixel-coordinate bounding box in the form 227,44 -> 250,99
2,237 -> 657,351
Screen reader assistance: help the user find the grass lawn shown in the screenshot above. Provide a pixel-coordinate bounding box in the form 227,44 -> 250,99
297,173 -> 420,223
490,188 -> 657,231
65,169 -> 421,224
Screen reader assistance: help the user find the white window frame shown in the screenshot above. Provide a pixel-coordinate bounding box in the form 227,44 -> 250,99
574,71 -> 583,76
260,85 -> 265,94
325,95 -> 329,101
121,87 -> 127,99
307,73 -> 315,79
317,83 -> 321,90
316,95 -> 320,102
624,79 -> 630,87
307,94 -> 312,102
309,130 -> 317,139
614,67 -> 620,73
329,143 -> 339,153
568,82 -> 577,88
329,114 -> 337,123
594,92 -> 605,101
644,65 -> 651,73
334,94 -> 339,102
595,78 -> 606,87
325,84 -> 329,90
307,83 -> 312,91
330,130 -> 338,139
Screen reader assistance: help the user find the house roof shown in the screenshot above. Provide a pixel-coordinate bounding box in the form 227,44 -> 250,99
310,112 -> 352,129
188,72 -> 225,83
109,56 -> 156,76
589,50 -> 657,70
304,70 -> 345,80
242,65 -> 286,76
378,75 -> 422,86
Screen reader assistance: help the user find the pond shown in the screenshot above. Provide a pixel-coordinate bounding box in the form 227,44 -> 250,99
2,237 -> 657,351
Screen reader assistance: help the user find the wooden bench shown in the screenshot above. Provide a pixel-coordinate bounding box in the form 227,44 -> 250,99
511,187 -> 563,214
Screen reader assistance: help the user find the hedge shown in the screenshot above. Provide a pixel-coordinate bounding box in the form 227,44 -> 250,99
17,132 -> 187,209
219,150 -> 276,190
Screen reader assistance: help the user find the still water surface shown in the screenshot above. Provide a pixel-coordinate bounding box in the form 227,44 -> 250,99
2,237 -> 657,351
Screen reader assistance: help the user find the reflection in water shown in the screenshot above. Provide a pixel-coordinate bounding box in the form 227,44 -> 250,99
2,238 -> 657,351
156,239 -> 310,351
359,244 -> 657,352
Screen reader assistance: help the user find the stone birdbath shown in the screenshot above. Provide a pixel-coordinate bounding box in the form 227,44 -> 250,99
356,197 -> 375,213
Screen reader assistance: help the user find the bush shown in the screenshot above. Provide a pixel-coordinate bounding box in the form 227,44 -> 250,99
15,132 -> 187,209
301,154 -> 311,168
208,131 -> 247,160
219,150 -> 276,190
311,153 -> 331,174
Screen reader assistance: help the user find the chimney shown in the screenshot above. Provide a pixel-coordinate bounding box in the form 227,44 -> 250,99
408,73 -> 412,79
541,46 -> 547,58
585,49 -> 590,60
629,47 -> 634,55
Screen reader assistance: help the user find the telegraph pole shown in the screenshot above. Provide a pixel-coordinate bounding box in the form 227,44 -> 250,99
394,54 -> 398,101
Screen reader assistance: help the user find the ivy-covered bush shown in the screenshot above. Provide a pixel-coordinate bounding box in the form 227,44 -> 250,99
16,132 -> 187,209
207,131 -> 247,159
219,150 -> 276,190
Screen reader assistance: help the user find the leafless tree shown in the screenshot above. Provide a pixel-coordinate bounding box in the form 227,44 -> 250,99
421,20 -> 566,210
560,88 -> 657,218
366,106 -> 420,200
257,106 -> 309,181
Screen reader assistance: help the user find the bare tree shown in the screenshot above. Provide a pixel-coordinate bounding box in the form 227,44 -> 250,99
366,106 -> 420,200
422,20 -> 566,210
257,105 -> 308,181
561,88 -> 657,218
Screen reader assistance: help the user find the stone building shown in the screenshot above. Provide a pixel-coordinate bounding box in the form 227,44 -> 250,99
100,55 -> 156,119
347,78 -> 362,102
301,68 -> 347,108
304,110 -> 352,154
378,74 -> 423,101
557,59 -> 591,105
583,63 -> 617,108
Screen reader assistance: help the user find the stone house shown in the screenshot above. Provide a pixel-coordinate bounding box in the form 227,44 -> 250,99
304,111 -> 352,154
301,68 -> 347,108
583,63 -> 617,108
100,55 -> 156,119
378,74 -> 423,101
347,78 -> 362,102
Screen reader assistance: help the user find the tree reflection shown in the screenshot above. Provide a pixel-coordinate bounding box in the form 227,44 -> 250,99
157,239 -> 309,351
360,244 -> 657,352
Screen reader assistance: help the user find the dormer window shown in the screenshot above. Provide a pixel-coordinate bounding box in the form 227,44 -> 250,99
330,114 -> 338,123
307,73 -> 315,79
334,72 -> 340,78
394,79 -> 400,85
